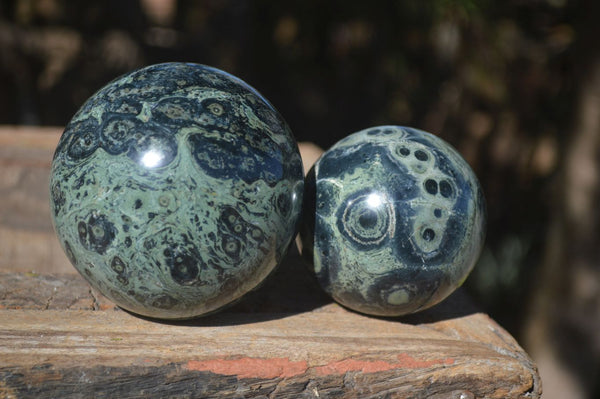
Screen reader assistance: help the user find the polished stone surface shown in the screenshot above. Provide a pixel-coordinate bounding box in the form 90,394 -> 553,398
50,63 -> 303,319
301,126 -> 486,316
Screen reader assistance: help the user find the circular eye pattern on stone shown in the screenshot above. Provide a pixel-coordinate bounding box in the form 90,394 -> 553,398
414,149 -> 429,161
65,118 -> 100,161
100,117 -> 137,155
424,179 -> 438,195
163,246 -> 201,286
439,179 -> 454,198
422,228 -> 436,242
396,145 -> 411,157
207,102 -> 225,116
68,130 -> 98,160
340,193 -> 393,247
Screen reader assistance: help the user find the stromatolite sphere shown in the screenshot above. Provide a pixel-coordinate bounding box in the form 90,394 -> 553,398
300,126 -> 486,316
50,63 -> 304,319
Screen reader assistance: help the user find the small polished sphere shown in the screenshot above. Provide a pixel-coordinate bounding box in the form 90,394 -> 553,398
50,63 -> 304,319
300,126 -> 486,316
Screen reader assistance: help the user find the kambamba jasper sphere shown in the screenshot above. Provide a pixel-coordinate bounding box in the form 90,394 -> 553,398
300,126 -> 486,316
50,63 -> 304,319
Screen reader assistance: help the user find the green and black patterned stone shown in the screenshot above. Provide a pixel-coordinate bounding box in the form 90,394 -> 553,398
50,63 -> 304,319
300,126 -> 486,317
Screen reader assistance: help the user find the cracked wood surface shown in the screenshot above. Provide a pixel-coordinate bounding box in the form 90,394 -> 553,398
0,127 -> 542,397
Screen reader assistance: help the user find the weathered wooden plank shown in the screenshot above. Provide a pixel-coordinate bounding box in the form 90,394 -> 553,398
0,307 -> 538,399
0,268 -> 541,398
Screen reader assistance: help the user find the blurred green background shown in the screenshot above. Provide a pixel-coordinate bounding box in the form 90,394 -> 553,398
1,1 -> 598,397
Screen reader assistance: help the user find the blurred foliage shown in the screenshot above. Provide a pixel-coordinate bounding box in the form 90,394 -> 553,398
0,0 -> 597,393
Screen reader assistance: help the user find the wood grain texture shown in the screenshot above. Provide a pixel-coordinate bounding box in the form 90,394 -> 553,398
0,127 -> 541,398
0,267 -> 541,398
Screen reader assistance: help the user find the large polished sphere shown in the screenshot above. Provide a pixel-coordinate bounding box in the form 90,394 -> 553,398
50,63 -> 304,319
